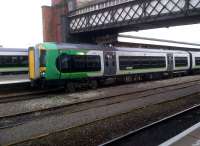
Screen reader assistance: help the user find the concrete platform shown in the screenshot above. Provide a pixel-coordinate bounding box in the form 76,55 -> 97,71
160,122 -> 200,146
0,74 -> 29,85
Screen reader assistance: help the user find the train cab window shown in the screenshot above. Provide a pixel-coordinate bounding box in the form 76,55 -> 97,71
195,57 -> 200,66
56,54 -> 101,73
40,50 -> 46,67
119,56 -> 166,70
56,54 -> 70,72
175,57 -> 188,67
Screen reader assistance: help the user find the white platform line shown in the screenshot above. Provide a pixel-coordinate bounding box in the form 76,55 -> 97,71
0,80 -> 30,85
159,122 -> 200,146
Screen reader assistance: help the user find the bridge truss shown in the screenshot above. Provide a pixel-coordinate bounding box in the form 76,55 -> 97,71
66,0 -> 200,38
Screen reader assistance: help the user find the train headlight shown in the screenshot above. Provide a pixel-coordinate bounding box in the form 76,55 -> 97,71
41,72 -> 46,78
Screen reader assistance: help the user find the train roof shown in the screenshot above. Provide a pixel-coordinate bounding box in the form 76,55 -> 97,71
57,43 -> 103,50
0,48 -> 27,52
118,35 -> 200,50
40,42 -> 197,54
55,43 -> 189,54
116,47 -> 189,54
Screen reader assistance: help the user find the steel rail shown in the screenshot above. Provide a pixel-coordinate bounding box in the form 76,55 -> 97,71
0,87 -> 64,104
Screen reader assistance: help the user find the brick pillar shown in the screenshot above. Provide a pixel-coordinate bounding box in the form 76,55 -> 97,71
42,0 -> 68,42
42,6 -> 55,42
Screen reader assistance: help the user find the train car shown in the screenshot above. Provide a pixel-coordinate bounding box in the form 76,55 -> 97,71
29,42 -> 105,89
28,42 -> 197,90
115,47 -> 190,76
0,48 -> 28,75
190,51 -> 200,72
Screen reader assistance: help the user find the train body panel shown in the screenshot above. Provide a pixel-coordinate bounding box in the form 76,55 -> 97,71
44,46 -> 60,80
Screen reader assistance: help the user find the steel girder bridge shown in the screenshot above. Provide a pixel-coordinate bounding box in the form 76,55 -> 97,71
64,0 -> 200,43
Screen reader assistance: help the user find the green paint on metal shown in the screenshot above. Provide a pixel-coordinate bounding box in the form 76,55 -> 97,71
58,49 -> 87,55
60,71 -> 102,79
41,43 -> 99,80
60,72 -> 88,79
39,43 -> 60,80
45,49 -> 60,80
41,42 -> 58,50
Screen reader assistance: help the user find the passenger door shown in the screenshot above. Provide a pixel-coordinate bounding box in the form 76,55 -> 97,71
167,53 -> 173,72
104,51 -> 116,76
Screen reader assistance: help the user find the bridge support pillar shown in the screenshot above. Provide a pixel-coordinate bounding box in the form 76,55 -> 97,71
42,0 -> 69,42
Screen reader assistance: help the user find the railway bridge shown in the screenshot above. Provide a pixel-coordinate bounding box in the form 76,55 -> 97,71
43,0 -> 200,43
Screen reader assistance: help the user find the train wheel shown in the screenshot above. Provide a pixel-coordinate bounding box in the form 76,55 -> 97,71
89,80 -> 98,89
124,76 -> 132,83
66,82 -> 76,93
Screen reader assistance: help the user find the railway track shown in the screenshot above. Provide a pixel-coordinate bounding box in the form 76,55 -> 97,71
1,75 -> 200,104
0,87 -> 64,104
0,77 -> 200,130
1,74 -> 200,104
99,103 -> 200,146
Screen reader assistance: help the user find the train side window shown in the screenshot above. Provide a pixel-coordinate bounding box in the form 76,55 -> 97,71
195,57 -> 200,66
56,54 -> 70,72
175,57 -> 188,67
56,54 -> 101,73
119,56 -> 166,70
86,55 -> 101,71
40,50 -> 46,67
72,55 -> 86,72
0,56 -> 28,68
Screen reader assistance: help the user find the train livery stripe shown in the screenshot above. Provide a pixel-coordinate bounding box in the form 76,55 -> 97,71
29,48 -> 35,79
0,67 -> 28,72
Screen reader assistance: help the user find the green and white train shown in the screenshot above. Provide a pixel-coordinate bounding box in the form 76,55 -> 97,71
29,42 -> 200,90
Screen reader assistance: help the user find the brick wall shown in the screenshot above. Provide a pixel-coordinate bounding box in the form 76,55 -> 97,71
42,0 -> 68,42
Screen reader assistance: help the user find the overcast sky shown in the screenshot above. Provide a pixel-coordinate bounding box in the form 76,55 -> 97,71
0,0 -> 51,48
0,0 -> 200,48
